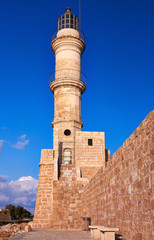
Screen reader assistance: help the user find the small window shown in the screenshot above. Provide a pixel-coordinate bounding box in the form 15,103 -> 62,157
64,129 -> 71,136
88,139 -> 93,146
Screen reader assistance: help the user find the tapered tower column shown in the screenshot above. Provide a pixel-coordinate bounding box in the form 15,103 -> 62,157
49,8 -> 86,169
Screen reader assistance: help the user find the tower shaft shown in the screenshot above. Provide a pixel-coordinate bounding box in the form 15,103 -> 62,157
50,19 -> 86,166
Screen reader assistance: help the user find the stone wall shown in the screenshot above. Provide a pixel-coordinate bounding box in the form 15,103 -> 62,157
52,165 -> 86,230
83,111 -> 154,240
75,132 -> 105,180
0,209 -> 11,222
31,149 -> 54,228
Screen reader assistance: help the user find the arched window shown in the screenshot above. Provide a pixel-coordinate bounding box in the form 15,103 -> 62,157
63,148 -> 72,165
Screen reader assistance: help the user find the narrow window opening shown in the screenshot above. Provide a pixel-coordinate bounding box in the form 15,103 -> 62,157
63,148 -> 72,165
88,139 -> 93,146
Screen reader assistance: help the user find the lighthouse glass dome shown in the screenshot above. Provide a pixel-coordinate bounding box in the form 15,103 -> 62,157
58,8 -> 79,31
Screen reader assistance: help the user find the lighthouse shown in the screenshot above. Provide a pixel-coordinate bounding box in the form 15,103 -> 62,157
31,8 -> 106,229
50,7 -> 86,168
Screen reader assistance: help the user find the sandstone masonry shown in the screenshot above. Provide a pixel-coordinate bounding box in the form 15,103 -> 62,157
83,111 -> 154,240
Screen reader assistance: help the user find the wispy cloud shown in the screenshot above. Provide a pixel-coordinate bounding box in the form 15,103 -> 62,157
12,135 -> 29,150
0,140 -> 5,153
18,134 -> 27,140
0,175 -> 38,214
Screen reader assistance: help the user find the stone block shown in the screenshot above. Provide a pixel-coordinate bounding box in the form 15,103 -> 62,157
25,225 -> 32,232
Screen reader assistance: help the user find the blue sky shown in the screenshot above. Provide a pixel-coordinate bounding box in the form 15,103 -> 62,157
0,0 -> 153,212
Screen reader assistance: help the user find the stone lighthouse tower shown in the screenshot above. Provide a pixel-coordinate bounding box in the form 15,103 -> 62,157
31,8 -> 106,229
50,7 -> 86,169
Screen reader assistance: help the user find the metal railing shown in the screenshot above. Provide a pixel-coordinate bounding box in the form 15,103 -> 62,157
49,69 -> 87,85
51,29 -> 85,42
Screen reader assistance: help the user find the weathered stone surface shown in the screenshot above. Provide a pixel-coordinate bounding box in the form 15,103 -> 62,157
30,150 -> 54,228
0,223 -> 27,240
24,225 -> 32,232
52,165 -> 84,230
83,111 -> 154,240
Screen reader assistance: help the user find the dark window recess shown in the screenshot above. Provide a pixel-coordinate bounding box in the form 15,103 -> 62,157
64,129 -> 71,136
88,139 -> 93,146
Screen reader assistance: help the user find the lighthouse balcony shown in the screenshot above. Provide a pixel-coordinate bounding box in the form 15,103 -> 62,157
49,69 -> 86,93
49,69 -> 86,84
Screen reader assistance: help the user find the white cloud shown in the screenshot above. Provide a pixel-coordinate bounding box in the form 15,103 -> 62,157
9,176 -> 38,194
0,175 -> 38,214
18,176 -> 34,181
0,140 -> 5,153
11,135 -> 29,150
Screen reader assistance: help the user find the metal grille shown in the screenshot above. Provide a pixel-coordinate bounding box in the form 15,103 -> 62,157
58,11 -> 78,31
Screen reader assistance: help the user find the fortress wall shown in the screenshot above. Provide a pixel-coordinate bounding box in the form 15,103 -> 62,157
83,111 -> 154,240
